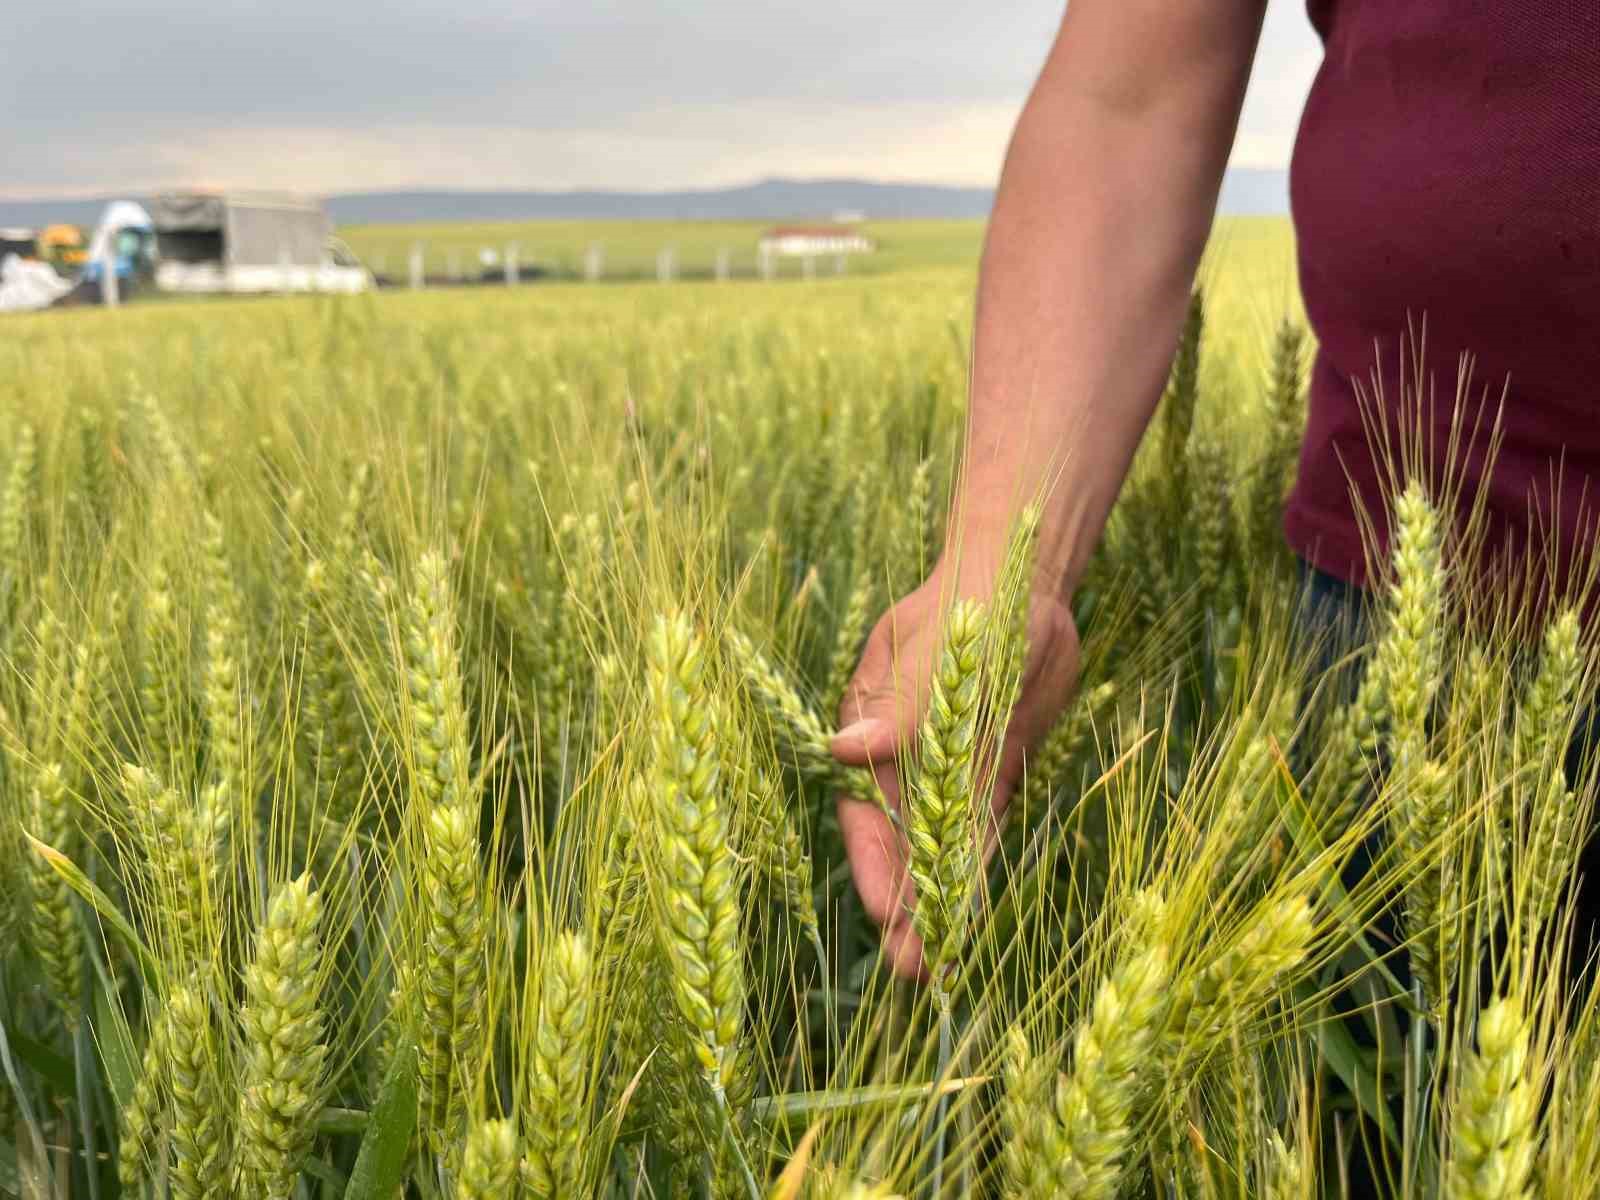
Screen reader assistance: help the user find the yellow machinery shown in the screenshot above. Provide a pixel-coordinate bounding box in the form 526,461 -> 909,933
39,224 -> 88,269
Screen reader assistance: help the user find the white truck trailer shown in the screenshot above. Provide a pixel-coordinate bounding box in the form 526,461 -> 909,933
150,191 -> 370,295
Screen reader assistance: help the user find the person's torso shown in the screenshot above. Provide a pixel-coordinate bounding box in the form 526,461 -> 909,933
1285,1 -> 1600,588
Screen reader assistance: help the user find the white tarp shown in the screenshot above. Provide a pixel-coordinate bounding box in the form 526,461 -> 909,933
155,260 -> 371,295
0,253 -> 73,313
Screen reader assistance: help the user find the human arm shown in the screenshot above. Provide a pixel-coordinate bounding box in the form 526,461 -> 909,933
832,0 -> 1269,978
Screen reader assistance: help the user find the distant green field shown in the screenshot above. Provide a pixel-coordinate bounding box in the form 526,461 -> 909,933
338,215 -> 1299,300
337,218 -> 990,283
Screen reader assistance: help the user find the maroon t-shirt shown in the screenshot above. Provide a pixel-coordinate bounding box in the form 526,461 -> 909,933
1284,2 -> 1600,591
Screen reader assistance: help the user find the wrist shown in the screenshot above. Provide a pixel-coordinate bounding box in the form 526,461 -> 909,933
936,477 -> 1091,606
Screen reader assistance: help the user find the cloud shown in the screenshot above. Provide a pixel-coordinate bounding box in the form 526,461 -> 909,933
1,1 -> 1321,197
3,102 -> 1026,198
1231,5 -> 1323,171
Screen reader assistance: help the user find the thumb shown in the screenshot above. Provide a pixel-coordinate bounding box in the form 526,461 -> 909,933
830,635 -> 926,769
830,708 -> 906,768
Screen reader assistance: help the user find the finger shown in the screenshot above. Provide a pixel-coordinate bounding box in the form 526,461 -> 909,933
830,711 -> 902,766
833,611 -> 941,764
837,786 -> 927,981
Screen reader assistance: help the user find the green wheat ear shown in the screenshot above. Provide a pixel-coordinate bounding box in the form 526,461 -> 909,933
1376,480 -> 1446,776
1262,1130 -> 1309,1200
1248,320 -> 1306,559
27,761 -> 83,1029
167,980 -> 233,1200
1002,1025 -> 1060,1200
1447,996 -> 1539,1200
199,509 -> 250,819
992,503 -> 1042,712
238,875 -> 328,1200
826,571 -> 878,716
1166,893 -> 1315,1062
1515,607 -> 1584,777
1048,891 -> 1173,1200
523,931 -> 594,1199
645,611 -> 745,1095
906,598 -> 985,993
118,999 -> 174,1190
459,1118 -> 521,1199
1161,289 -> 1204,484
416,790 -> 488,1146
120,760 -> 229,966
1185,432 -> 1232,610
404,550 -> 487,1147
1393,759 -> 1460,1015
726,623 -> 886,816
0,419 -> 38,569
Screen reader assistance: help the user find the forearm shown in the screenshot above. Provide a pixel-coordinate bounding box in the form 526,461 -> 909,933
947,1 -> 1265,598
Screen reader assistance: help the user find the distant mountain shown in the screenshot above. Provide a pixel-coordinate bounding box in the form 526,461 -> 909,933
327,178 -> 1001,224
0,197 -> 109,229
0,170 -> 1289,229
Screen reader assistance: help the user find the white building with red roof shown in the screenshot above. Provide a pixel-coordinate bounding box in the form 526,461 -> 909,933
758,225 -> 875,257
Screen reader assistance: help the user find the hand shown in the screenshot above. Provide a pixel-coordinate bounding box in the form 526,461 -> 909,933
830,560 -> 1080,979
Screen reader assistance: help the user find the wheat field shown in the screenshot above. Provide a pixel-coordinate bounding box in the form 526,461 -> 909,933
2,224 -> 1598,1199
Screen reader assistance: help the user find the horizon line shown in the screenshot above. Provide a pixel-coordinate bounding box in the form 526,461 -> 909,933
0,167 -> 1289,207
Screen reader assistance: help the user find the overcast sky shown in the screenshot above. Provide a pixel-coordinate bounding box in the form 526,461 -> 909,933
2,2 -> 1322,199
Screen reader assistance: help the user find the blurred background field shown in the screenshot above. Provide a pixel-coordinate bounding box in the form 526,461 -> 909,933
334,214 -> 1298,295
338,218 -> 991,282
6,215 -> 1302,435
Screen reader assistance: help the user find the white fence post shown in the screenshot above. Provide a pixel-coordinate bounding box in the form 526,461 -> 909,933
584,243 -> 604,282
656,245 -> 677,283
409,243 -> 425,290
100,239 -> 119,308
714,246 -> 730,282
758,246 -> 774,281
834,253 -> 846,276
506,242 -> 519,285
